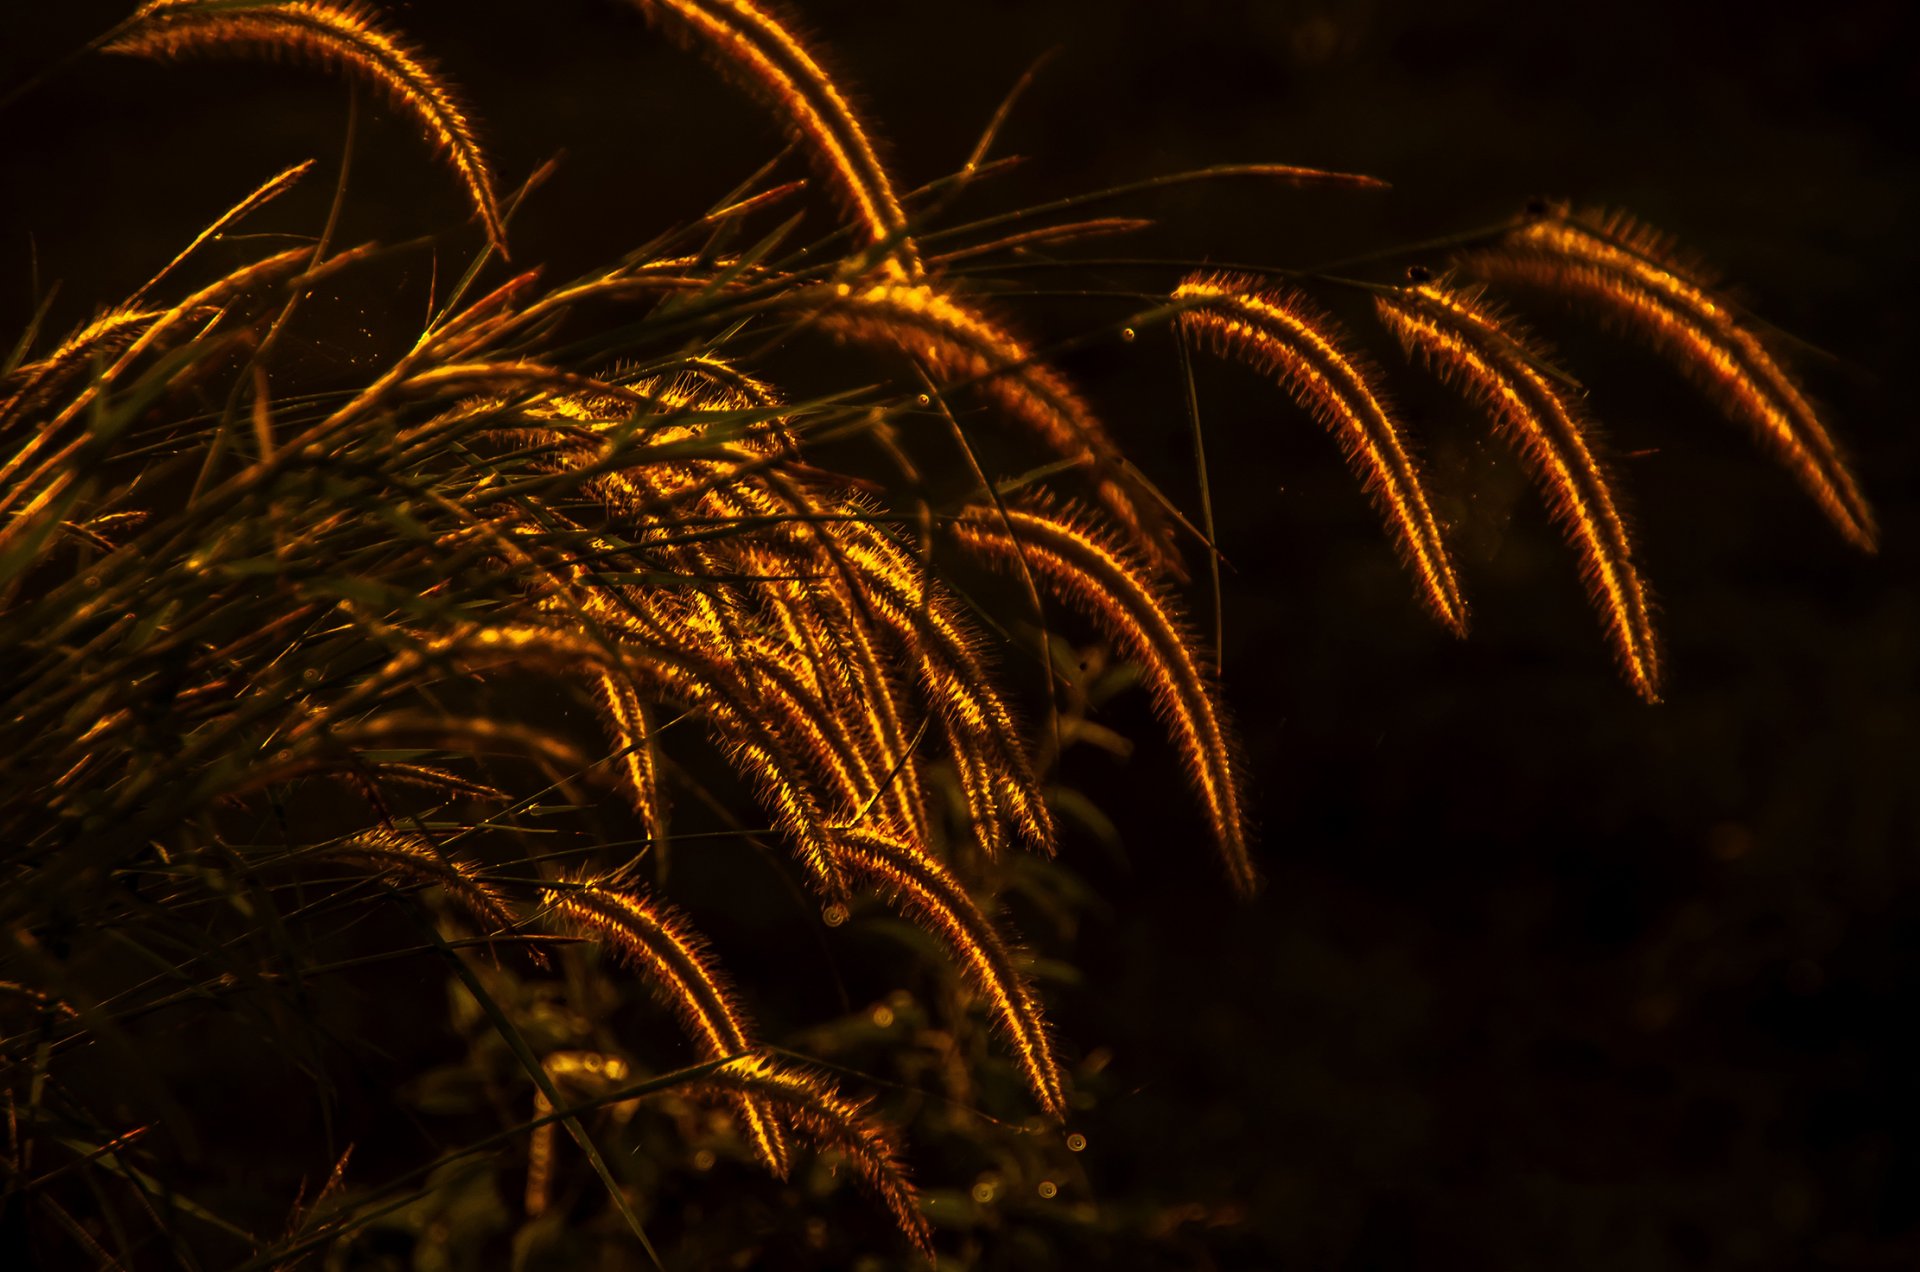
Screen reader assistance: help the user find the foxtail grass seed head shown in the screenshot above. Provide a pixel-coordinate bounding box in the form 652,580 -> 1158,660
1374,276 -> 1662,701
0,7 -> 1877,1263
1173,273 -> 1469,633
107,0 -> 509,257
1463,204 -> 1876,551
954,496 -> 1258,893
627,0 -> 918,275
542,879 -> 790,1174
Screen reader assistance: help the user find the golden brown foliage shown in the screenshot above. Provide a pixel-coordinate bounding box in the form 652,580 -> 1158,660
318,829 -> 531,959
3,8 -> 1878,1263
837,828 -> 1066,1120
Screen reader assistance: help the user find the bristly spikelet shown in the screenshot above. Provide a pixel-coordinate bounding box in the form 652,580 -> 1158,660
625,0 -> 918,275
5,245 -> 311,506
105,0 -> 509,258
1173,272 -> 1469,633
579,587 -> 853,896
540,879 -> 790,1176
837,828 -> 1066,1120
0,308 -> 173,429
675,607 -> 889,826
1375,275 -> 1663,701
705,1055 -> 933,1258
830,509 -> 1054,854
817,280 -> 1183,577
592,671 -> 671,849
699,483 -> 933,844
319,829 -> 534,960
1462,203 -> 1876,551
952,497 -> 1259,894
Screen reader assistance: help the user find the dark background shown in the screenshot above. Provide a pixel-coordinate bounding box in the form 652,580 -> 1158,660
5,2 -> 1918,1268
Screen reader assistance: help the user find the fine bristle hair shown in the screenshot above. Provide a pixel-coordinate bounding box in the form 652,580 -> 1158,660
1374,276 -> 1663,701
592,670 -> 671,849
1462,204 -> 1876,551
106,1 -> 509,258
704,1054 -> 932,1258
952,496 -> 1259,894
318,829 -> 533,961
828,508 -> 1054,854
4,7 -> 1880,1261
578,586 -> 853,897
1,307 -> 173,429
625,0 -> 917,275
836,828 -> 1066,1120
817,280 -> 1183,576
1173,272 -> 1468,633
540,879 -> 790,1175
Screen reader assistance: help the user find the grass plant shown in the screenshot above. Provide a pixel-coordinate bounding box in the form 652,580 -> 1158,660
0,2 -> 1873,1266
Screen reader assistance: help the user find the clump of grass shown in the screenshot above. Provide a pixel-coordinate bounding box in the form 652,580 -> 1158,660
0,1 -> 1872,1265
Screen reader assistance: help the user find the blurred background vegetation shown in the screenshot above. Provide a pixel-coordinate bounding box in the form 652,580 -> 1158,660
3,1 -> 1915,1267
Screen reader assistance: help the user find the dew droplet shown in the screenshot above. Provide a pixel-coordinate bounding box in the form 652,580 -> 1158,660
822,902 -> 849,928
871,1004 -> 895,1028
1038,1180 -> 1058,1200
692,1149 -> 716,1171
1066,1132 -> 1087,1152
1119,327 -> 1136,343
915,393 -> 931,407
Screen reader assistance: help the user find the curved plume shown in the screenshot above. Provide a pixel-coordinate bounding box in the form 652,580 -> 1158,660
1,307 -> 173,432
817,280 -> 1182,575
1375,276 -> 1663,701
540,880 -> 790,1175
106,0 -> 508,257
953,497 -> 1258,894
716,484 -> 934,844
626,0 -> 917,275
578,588 -> 853,896
320,828 -> 527,955
705,1055 -> 931,1257
829,509 -> 1054,854
593,671 -> 671,849
1173,272 -> 1468,633
517,382 -> 934,846
1461,204 -> 1875,551
837,828 -> 1066,1120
